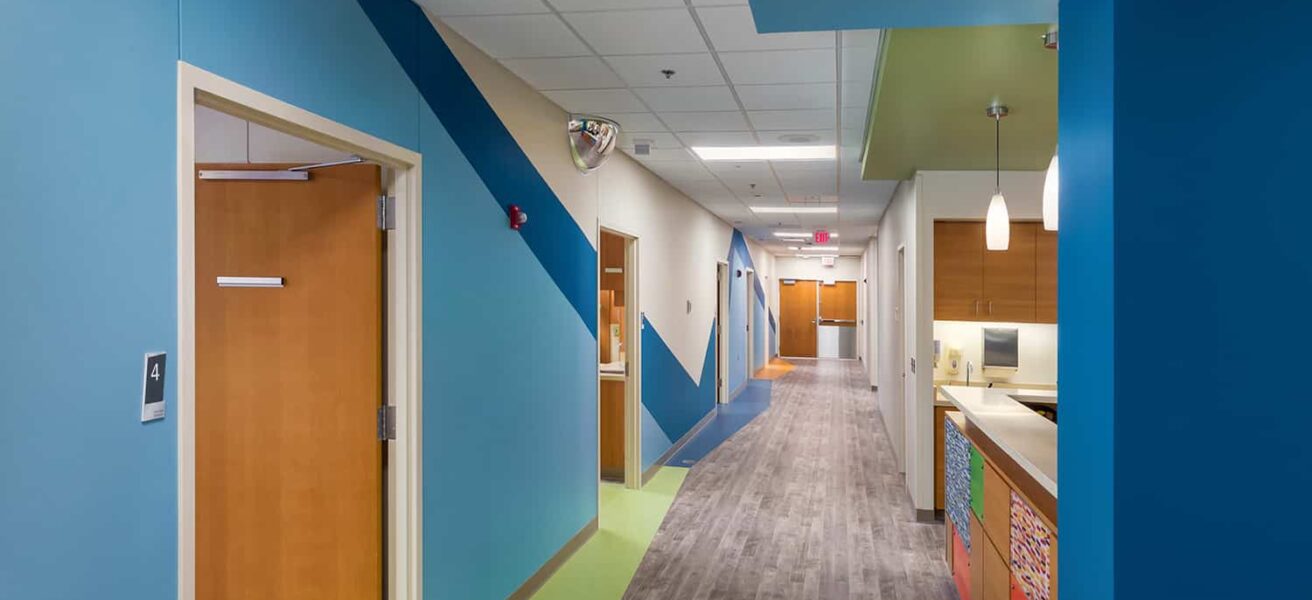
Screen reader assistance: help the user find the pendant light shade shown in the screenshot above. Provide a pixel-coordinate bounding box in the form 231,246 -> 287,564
1043,152 -> 1059,231
984,104 -> 1010,250
986,192 -> 1011,250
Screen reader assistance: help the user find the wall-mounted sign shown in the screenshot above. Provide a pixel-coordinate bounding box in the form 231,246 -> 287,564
813,230 -> 830,244
140,352 -> 167,422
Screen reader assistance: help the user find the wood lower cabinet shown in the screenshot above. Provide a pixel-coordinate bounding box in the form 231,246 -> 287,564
934,221 -> 1055,324
600,379 -> 625,481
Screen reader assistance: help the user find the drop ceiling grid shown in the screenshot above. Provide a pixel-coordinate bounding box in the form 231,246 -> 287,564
423,0 -> 882,253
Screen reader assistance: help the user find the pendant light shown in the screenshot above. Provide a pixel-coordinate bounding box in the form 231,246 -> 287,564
1043,151 -> 1059,231
985,104 -> 1010,251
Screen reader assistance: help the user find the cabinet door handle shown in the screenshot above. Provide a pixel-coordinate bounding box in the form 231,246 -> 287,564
973,299 -> 980,315
988,300 -> 994,315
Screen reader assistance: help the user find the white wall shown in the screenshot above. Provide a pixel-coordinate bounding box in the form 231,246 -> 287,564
439,20 -> 774,391
876,178 -> 917,477
863,238 -> 878,388
194,105 -> 355,163
876,170 -> 1050,513
775,255 -> 862,281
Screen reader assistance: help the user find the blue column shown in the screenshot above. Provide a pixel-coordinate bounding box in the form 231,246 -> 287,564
1060,1 -> 1312,597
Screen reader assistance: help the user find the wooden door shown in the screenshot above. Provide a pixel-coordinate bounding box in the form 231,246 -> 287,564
196,163 -> 383,600
779,279 -> 818,357
982,222 -> 1037,322
819,281 -> 857,324
1036,227 -> 1057,324
599,379 -> 625,481
935,222 -> 985,321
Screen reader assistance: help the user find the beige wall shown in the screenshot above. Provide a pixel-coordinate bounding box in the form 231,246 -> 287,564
437,18 -> 774,381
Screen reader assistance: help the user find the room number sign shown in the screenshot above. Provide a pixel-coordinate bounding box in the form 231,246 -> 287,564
140,352 -> 167,422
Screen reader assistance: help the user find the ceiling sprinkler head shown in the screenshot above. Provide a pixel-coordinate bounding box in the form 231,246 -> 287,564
661,69 -> 676,80
985,104 -> 1010,120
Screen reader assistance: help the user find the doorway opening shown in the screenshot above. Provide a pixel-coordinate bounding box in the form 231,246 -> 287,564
896,245 -> 908,475
744,268 -> 756,379
716,261 -> 730,404
177,63 -> 422,600
599,228 -> 642,489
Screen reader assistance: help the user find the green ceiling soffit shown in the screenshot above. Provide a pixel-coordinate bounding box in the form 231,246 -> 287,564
861,25 -> 1057,181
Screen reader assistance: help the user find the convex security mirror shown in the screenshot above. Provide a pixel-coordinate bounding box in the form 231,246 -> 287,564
568,115 -> 620,174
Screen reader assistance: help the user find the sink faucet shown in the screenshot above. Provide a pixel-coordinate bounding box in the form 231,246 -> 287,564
965,361 -> 974,387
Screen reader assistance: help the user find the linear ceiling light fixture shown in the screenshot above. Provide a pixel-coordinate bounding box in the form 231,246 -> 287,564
773,231 -> 839,239
750,206 -> 838,214
692,145 -> 837,161
985,104 -> 1011,251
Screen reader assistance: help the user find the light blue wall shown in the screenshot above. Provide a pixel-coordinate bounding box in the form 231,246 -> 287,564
752,294 -> 767,373
1,1 -> 599,598
1,3 -> 179,599
727,250 -> 750,394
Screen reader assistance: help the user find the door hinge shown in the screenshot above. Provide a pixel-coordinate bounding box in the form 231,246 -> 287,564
377,405 -> 397,441
377,195 -> 396,231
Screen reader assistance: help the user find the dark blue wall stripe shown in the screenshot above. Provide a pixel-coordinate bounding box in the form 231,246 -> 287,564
641,316 -> 717,443
358,0 -> 597,337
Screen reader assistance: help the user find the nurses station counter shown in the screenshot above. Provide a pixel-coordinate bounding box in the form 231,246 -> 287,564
939,385 -> 1057,600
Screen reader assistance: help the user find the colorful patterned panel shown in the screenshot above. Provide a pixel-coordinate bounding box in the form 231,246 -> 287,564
970,446 -> 985,520
944,415 -> 973,552
1010,490 -> 1053,600
1011,573 -> 1028,600
952,525 -> 972,600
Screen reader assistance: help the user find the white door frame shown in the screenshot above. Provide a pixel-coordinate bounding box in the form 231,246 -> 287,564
745,268 -> 755,377
716,260 -> 730,404
597,226 -> 643,490
176,61 -> 424,600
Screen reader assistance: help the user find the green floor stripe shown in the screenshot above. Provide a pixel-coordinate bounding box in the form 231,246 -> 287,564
532,467 -> 690,600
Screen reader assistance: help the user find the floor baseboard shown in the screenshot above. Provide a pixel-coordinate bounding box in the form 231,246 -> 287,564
643,408 -> 718,484
507,517 -> 599,600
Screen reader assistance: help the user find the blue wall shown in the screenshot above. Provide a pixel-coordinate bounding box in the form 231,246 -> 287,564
1,1 -> 598,598
1,3 -> 179,599
640,319 -> 717,470
748,0 -> 1055,32
728,248 -> 750,393
1061,1 -> 1312,597
752,293 -> 767,372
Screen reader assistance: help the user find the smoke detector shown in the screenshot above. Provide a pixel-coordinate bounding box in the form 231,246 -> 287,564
778,133 -> 820,144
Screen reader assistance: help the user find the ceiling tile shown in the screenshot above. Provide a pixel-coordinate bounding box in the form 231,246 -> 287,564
658,111 -> 750,132
604,54 -> 726,87
542,88 -> 647,113
720,49 -> 836,84
841,80 -> 873,107
500,56 -> 624,89
756,129 -> 837,145
550,0 -> 684,9
841,45 -> 879,81
675,131 -> 757,146
840,29 -> 882,48
704,160 -> 773,179
747,109 -> 836,130
562,9 -> 708,55
634,86 -> 738,112
735,83 -> 835,110
442,14 -> 589,58
840,106 -> 867,128
840,127 -> 865,149
599,112 -> 667,132
639,159 -> 716,182
619,131 -> 681,149
630,147 -> 696,161
419,0 -> 549,16
695,5 -> 834,52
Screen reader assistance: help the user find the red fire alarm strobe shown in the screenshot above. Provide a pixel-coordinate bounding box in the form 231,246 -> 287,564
509,204 -> 528,230
813,229 -> 830,244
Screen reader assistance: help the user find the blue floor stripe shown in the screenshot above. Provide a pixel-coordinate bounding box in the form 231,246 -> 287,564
666,379 -> 772,467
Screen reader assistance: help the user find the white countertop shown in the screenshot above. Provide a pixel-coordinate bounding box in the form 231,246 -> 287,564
939,385 -> 1058,498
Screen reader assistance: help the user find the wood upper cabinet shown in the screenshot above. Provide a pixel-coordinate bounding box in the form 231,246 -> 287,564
934,222 -> 985,320
934,221 -> 1055,324
1036,227 -> 1057,323
982,222 -> 1037,323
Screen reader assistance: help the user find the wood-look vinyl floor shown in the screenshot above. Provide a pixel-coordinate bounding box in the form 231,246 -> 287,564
625,359 -> 957,600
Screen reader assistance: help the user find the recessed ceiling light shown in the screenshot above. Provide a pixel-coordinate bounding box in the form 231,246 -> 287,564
692,145 -> 837,161
750,206 -> 838,214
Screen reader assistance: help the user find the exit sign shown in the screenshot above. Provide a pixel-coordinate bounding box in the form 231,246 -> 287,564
814,230 -> 830,244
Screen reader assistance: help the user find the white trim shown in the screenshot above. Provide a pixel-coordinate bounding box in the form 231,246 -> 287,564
176,61 -> 423,600
745,267 -> 755,378
716,260 -> 730,404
